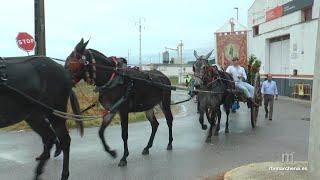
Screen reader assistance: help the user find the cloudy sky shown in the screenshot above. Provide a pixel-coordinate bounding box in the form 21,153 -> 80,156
1,0 -> 254,64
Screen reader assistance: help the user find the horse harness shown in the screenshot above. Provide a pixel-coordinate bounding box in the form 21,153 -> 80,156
72,50 -> 134,114
0,57 -> 7,82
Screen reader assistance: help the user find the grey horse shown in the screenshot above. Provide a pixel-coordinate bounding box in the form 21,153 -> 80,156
193,50 -> 234,142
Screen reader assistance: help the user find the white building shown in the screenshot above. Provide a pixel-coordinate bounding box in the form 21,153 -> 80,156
141,64 -> 193,84
248,0 -> 319,96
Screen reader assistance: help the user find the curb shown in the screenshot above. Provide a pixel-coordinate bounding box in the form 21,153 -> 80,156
223,161 -> 308,180
278,96 -> 311,105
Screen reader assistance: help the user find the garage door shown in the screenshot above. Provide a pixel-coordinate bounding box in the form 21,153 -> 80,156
268,35 -> 290,75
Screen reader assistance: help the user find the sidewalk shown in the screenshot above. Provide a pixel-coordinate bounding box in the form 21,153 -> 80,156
278,96 -> 311,105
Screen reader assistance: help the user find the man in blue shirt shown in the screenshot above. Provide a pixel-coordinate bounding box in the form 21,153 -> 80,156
261,74 -> 278,120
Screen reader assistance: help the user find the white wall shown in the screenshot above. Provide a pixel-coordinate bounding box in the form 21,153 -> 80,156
141,65 -> 193,81
248,0 -> 320,77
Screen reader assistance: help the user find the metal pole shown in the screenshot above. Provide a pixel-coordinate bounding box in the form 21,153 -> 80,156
179,40 -> 183,84
234,7 -> 239,21
139,17 -> 142,69
127,49 -> 130,63
34,0 -> 46,55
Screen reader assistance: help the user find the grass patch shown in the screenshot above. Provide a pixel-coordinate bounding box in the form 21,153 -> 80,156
169,76 -> 179,85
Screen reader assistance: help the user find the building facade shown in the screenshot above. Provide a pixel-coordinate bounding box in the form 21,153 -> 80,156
248,0 -> 319,97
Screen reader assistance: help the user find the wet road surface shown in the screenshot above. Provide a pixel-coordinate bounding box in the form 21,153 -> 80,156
0,94 -> 310,180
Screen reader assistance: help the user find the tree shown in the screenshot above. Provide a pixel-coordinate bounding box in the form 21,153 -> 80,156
246,54 -> 262,85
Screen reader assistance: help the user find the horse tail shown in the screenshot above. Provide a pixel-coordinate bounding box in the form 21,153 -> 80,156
70,90 -> 84,137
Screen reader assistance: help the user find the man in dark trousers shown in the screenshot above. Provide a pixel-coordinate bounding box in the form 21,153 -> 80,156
261,74 -> 278,120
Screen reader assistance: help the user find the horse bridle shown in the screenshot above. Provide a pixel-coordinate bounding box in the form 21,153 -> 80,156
68,49 -> 120,86
67,49 -> 97,85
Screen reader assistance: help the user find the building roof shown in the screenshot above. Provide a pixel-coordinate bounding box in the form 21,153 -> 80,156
215,18 -> 248,33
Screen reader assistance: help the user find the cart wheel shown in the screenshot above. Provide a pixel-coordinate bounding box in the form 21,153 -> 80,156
251,73 -> 262,128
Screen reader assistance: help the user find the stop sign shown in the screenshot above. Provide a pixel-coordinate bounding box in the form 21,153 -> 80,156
16,32 -> 36,52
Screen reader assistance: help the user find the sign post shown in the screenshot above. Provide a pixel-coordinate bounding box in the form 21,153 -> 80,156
16,32 -> 36,55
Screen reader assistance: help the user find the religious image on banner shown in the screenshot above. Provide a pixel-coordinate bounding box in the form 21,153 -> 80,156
224,43 -> 240,61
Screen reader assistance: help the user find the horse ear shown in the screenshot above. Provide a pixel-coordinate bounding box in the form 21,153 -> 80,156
83,39 -> 90,49
205,50 -> 213,59
194,50 -> 200,59
75,38 -> 87,53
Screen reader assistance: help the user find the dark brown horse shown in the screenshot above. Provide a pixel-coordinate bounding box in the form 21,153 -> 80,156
0,56 -> 83,180
65,39 -> 174,167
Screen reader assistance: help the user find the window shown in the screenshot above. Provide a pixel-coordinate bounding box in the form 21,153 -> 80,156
253,25 -> 259,36
302,7 -> 312,22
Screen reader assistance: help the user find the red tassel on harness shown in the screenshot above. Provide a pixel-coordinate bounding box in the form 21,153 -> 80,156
102,109 -> 109,118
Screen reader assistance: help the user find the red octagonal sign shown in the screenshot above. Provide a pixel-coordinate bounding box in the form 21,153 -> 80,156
16,32 -> 36,52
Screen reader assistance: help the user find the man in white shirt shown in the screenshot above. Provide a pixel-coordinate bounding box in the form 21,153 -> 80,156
261,74 -> 278,120
226,57 -> 256,107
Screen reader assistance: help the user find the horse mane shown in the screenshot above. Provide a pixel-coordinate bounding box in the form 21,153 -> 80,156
88,49 -> 108,59
88,48 -> 128,66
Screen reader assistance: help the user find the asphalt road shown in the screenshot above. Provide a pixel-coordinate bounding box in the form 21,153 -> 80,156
0,94 -> 311,180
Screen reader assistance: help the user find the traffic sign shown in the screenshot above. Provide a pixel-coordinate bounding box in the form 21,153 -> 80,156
16,32 -> 36,52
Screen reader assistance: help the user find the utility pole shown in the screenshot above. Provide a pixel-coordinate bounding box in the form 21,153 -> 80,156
178,40 -> 184,84
135,17 -> 145,69
34,0 -> 46,55
234,7 -> 239,21
127,49 -> 131,64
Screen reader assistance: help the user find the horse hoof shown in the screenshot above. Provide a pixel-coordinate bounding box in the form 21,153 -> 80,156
225,129 -> 229,134
35,156 -> 41,161
35,154 -> 50,161
205,138 -> 211,143
54,149 -> 62,158
142,149 -> 149,155
61,173 -> 69,180
118,160 -> 127,167
167,144 -> 172,151
109,150 -> 117,158
34,175 -> 42,180
201,124 -> 207,130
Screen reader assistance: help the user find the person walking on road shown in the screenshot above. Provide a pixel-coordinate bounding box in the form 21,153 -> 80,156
261,74 -> 278,120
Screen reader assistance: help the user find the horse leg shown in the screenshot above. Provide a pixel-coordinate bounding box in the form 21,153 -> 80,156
206,109 -> 216,143
118,109 -> 129,167
35,137 -> 50,161
49,115 -> 72,180
26,116 -> 56,180
142,109 -> 159,155
53,137 -> 62,158
225,105 -> 230,134
214,107 -> 222,136
98,113 -> 117,158
160,97 -> 174,150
